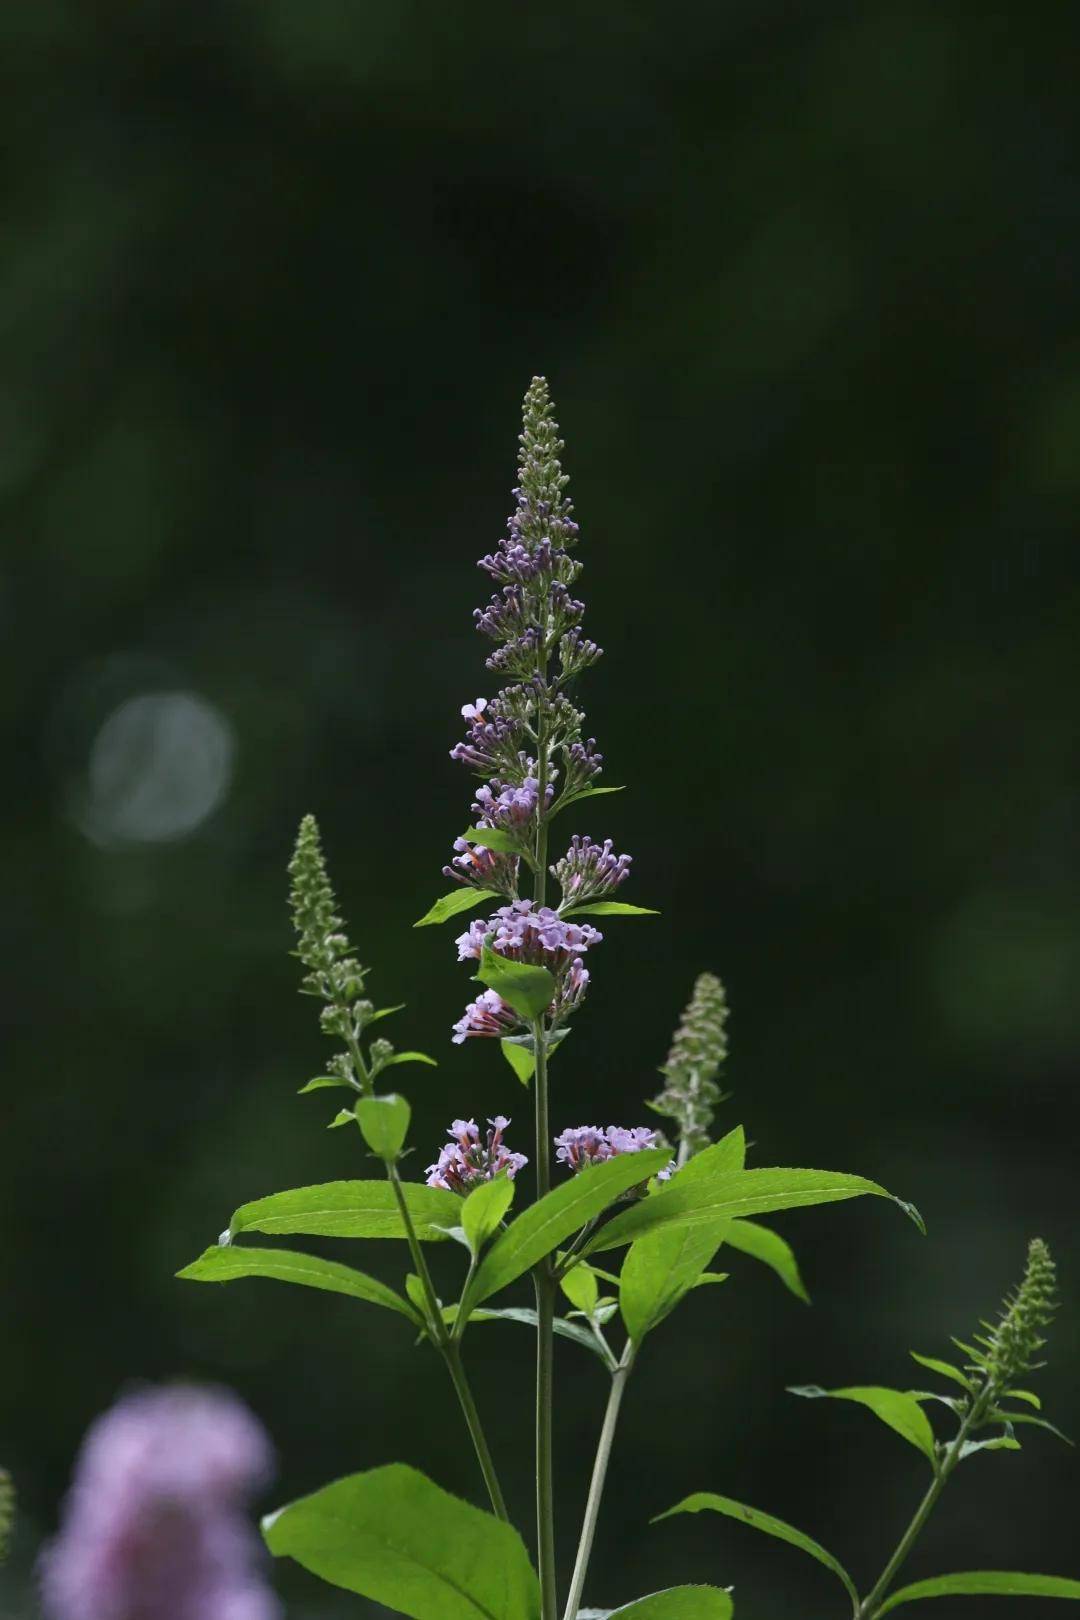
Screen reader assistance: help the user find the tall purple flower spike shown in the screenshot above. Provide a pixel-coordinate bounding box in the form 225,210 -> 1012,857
40,1384 -> 281,1620
444,379 -> 634,1043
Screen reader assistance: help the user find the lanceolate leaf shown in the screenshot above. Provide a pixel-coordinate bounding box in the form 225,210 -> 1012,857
721,1219 -> 810,1303
599,1588 -> 734,1618
788,1385 -> 937,1466
177,1245 -> 420,1323
560,902 -> 659,918
551,784 -> 626,819
226,1180 -> 462,1243
654,1492 -> 857,1608
474,943 -> 556,1021
379,1050 -> 438,1069
909,1352 -> 973,1392
463,1150 -> 671,1316
875,1571 -> 1080,1614
264,1463 -> 540,1619
585,1166 -> 921,1257
414,887 -> 502,927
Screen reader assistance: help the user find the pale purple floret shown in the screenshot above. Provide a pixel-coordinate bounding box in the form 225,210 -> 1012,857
451,988 -> 521,1044
554,1124 -> 673,1181
552,835 -> 632,903
471,774 -> 554,830
455,900 -> 602,967
425,1115 -> 528,1193
40,1384 -> 280,1620
443,836 -> 518,893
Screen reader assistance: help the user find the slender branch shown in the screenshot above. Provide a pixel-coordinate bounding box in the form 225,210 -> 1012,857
858,1389 -> 995,1619
387,1165 -> 509,1522
563,1341 -> 637,1620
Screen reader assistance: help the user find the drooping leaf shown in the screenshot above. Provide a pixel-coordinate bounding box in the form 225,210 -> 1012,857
356,1094 -> 411,1161
909,1352 -> 973,1392
177,1245 -> 419,1322
722,1219 -> 810,1303
1003,1388 -> 1041,1409
501,1039 -> 536,1085
958,1433 -> 1021,1460
414,888 -> 502,927
585,1165 -> 922,1256
264,1463 -> 540,1619
787,1385 -> 937,1466
875,1571 -> 1080,1614
462,1175 -> 516,1256
464,1150 -> 671,1316
298,1075 -> 356,1094
989,1411 -> 1073,1445
474,942 -> 556,1022
597,1587 -> 734,1618
462,825 -> 522,853
226,1180 -> 462,1243
654,1492 -> 857,1607
466,1306 -> 611,1362
379,1051 -> 438,1069
560,902 -> 659,918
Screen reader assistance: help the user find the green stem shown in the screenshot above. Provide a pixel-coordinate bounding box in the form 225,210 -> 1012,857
387,1165 -> 509,1522
858,1391 -> 994,1619
533,1013 -> 558,1620
563,1341 -> 636,1620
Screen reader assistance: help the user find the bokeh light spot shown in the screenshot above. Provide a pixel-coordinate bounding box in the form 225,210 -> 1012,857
79,691 -> 234,846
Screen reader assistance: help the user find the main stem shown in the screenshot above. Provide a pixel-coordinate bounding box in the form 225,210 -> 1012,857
857,1392 -> 992,1619
533,710 -> 558,1620
388,1166 -> 509,1522
563,1342 -> 636,1620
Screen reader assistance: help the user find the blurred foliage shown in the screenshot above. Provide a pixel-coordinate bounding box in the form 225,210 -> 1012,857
2,3 -> 1078,1616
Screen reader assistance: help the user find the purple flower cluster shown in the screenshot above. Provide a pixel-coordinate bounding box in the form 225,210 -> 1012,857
554,1124 -> 662,1171
552,835 -> 632,904
472,774 -> 553,830
455,899 -> 603,966
443,836 -> 518,892
40,1385 -> 279,1620
426,1116 -> 528,1193
451,988 -> 521,1044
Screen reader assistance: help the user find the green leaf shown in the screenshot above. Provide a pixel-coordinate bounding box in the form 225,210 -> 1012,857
501,1039 -> 536,1085
464,1150 -> 671,1316
620,1221 -> 729,1341
466,1306 -> 611,1363
551,785 -> 626,820
328,1108 -> 357,1129
586,1165 -> 920,1256
356,1094 -> 411,1161
298,1075 -> 355,1094
654,1491 -> 857,1607
560,1264 -> 600,1315
462,1174 -> 516,1256
909,1352 -> 973,1392
787,1385 -> 937,1466
177,1245 -> 419,1322
380,1050 -> 438,1069
989,1411 -> 1074,1445
263,1463 -> 540,1619
462,825 -> 522,853
560,902 -> 659,918
875,1572 -> 1080,1614
958,1433 -> 1021,1460
414,888 -> 501,927
722,1219 -> 810,1303
367,1003 -> 406,1024
226,1180 -> 462,1243
598,1588 -> 733,1618
1004,1388 -> 1042,1409
474,943 -> 555,1021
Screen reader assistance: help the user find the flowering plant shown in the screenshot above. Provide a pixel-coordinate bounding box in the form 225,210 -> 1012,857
178,381 -> 1076,1620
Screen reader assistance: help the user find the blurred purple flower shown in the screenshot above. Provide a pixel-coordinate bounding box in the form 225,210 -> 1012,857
425,1115 -> 528,1193
554,1124 -> 673,1181
40,1384 -> 280,1620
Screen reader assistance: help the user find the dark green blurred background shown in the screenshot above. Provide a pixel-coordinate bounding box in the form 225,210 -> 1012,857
3,3 -> 1078,1615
